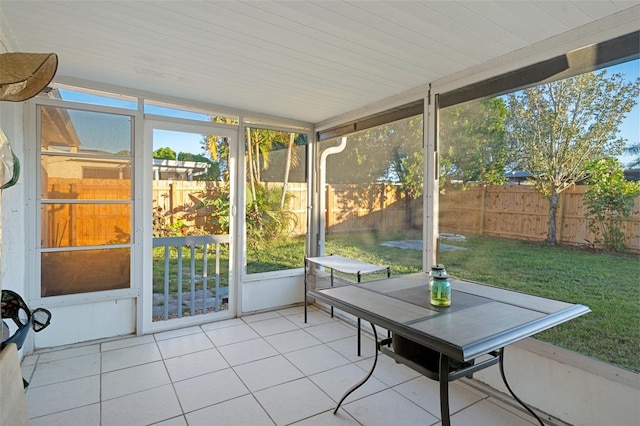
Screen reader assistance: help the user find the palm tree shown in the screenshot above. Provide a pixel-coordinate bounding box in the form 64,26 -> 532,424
281,132 -> 302,209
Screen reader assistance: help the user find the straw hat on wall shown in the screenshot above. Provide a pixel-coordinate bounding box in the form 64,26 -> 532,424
0,53 -> 58,102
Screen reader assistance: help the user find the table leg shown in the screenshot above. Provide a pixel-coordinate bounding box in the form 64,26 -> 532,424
334,322 -> 379,414
304,258 -> 308,323
356,272 -> 362,356
498,348 -> 545,426
357,318 -> 361,356
330,268 -> 334,318
439,353 -> 451,426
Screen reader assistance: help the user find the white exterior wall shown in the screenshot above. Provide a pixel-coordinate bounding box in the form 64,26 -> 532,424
474,339 -> 640,426
0,101 -> 28,321
241,272 -> 304,314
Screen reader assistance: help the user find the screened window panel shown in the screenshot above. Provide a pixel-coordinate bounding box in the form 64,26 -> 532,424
41,156 -> 131,200
38,104 -> 134,297
41,106 -> 133,155
41,203 -> 131,248
41,248 -> 130,297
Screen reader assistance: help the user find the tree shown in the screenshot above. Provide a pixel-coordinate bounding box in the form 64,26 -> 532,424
583,158 -> 640,251
202,135 -> 230,182
198,117 -> 305,241
505,70 -> 640,244
326,116 -> 423,186
394,151 -> 423,199
177,152 -> 220,181
280,132 -> 303,209
153,147 -> 176,160
244,128 -> 304,238
246,128 -> 277,217
177,152 -> 210,163
439,98 -> 508,184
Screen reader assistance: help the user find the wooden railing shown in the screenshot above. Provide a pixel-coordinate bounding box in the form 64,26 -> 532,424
152,235 -> 230,321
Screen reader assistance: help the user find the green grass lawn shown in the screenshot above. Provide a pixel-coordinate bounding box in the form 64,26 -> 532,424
262,231 -> 640,372
437,234 -> 640,373
155,231 -> 640,372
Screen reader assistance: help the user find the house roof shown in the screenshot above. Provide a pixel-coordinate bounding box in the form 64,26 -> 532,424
1,1 -> 638,125
153,159 -> 211,181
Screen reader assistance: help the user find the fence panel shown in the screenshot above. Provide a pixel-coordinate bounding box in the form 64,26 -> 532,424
262,181 -> 307,236
439,186 -> 483,234
325,183 -> 414,233
47,178 -> 640,253
440,184 -> 640,253
46,178 -> 131,247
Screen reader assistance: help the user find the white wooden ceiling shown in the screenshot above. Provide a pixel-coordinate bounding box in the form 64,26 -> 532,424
0,1 -> 638,124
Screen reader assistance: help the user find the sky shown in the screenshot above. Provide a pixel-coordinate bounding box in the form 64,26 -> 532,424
607,60 -> 639,166
147,106 -> 211,156
60,58 -> 639,167
153,60 -> 640,167
153,129 -> 204,156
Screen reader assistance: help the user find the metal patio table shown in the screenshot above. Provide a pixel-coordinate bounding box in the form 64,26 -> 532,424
308,273 -> 590,426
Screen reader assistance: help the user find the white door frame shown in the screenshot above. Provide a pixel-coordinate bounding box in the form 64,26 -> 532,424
141,118 -> 239,334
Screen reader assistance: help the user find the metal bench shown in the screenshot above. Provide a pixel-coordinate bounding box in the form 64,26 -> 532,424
304,254 -> 390,356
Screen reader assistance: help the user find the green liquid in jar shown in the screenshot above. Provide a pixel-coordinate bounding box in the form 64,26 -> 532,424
430,276 -> 451,307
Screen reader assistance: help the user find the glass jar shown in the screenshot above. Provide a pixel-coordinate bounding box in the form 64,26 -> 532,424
428,264 -> 446,290
430,274 -> 451,307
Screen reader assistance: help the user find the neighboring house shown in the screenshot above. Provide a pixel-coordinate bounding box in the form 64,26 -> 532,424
504,170 -> 533,185
152,159 -> 210,181
505,169 -> 640,184
624,168 -> 640,181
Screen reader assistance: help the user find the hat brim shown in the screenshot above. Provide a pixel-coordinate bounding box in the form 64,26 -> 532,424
0,53 -> 58,102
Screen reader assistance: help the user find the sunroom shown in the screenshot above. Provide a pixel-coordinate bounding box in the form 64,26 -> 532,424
1,2 -> 639,425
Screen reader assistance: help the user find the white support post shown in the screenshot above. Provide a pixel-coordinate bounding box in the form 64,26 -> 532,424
424,87 -> 439,270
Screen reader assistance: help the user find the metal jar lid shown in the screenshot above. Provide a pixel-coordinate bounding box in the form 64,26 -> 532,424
432,274 -> 449,280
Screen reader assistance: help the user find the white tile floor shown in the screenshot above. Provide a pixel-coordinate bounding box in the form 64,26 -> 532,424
22,305 -> 539,426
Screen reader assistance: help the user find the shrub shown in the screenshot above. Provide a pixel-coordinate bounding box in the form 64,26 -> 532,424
583,158 -> 640,251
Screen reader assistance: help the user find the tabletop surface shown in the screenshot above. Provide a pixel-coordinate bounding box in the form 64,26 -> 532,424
306,255 -> 388,274
309,273 -> 590,361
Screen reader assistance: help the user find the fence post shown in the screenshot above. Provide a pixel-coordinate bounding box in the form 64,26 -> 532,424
326,184 -> 333,229
480,185 -> 487,235
69,183 -> 77,246
380,183 -> 386,232
169,182 -> 174,226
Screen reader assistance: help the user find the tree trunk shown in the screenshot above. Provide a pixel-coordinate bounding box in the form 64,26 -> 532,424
280,133 -> 294,209
547,189 -> 559,244
253,138 -> 263,182
246,128 -> 259,217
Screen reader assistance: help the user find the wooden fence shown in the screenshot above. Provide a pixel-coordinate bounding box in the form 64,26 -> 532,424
45,179 -> 308,246
153,180 -> 225,233
324,183 -> 421,233
45,178 -> 640,253
324,183 -> 640,253
438,184 -> 640,251
153,180 -> 308,236
45,178 -> 132,248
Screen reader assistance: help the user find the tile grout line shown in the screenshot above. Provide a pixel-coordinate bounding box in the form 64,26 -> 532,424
155,330 -> 189,424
